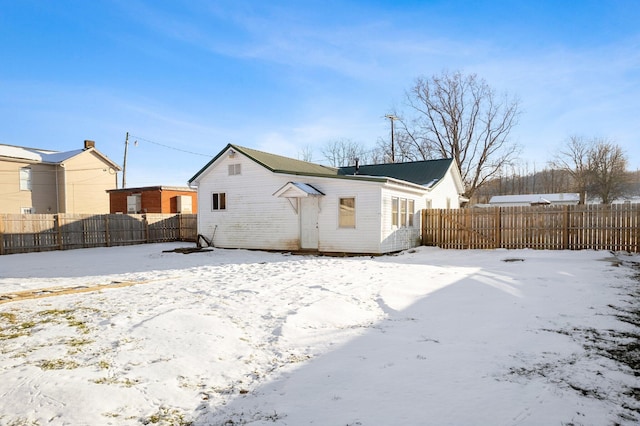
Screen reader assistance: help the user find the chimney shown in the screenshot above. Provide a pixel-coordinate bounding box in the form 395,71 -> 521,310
84,140 -> 95,149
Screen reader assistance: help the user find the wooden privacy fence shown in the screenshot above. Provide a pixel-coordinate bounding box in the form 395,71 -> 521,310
422,204 -> 640,252
0,213 -> 197,255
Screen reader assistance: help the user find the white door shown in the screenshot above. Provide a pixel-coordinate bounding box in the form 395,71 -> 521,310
300,197 -> 319,249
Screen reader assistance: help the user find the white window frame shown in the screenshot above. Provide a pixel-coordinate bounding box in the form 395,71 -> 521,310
392,197 -> 416,228
400,198 -> 407,227
21,207 -> 34,214
338,197 -> 356,228
19,167 -> 32,191
391,197 -> 399,227
228,164 -> 241,176
408,199 -> 415,227
212,192 -> 226,211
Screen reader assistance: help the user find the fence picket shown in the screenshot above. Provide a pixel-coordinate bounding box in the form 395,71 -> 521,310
423,204 -> 639,252
0,213 -> 197,255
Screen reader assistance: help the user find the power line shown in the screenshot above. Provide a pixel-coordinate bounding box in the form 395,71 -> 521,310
129,135 -> 213,157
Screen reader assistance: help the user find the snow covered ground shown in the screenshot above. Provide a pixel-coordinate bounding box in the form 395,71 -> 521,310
0,243 -> 638,426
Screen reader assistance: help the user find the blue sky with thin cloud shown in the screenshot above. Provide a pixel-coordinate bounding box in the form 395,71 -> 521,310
1,0 -> 639,187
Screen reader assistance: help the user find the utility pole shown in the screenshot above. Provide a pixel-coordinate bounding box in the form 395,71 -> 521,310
122,132 -> 129,188
385,114 -> 398,163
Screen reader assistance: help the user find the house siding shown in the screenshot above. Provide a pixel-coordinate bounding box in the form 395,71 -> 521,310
197,155 -> 301,250
0,160 -> 59,213
61,152 -> 115,213
380,186 -> 425,253
310,178 -> 383,253
164,192 -> 198,213
109,188 -> 197,214
143,190 -> 162,213
427,165 -> 462,209
55,166 -> 66,213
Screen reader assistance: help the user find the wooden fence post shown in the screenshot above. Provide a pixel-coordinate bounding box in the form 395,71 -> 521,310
56,215 -> 63,251
105,215 -> 111,247
495,207 -> 502,249
144,214 -> 149,243
438,209 -> 444,247
563,205 -> 570,250
420,209 -> 427,246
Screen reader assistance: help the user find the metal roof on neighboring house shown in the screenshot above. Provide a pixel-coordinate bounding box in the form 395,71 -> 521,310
489,193 -> 580,204
0,143 -> 74,163
0,142 -> 120,169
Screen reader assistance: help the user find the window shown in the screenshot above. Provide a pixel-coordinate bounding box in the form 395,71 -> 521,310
212,193 -> 226,210
339,197 -> 355,228
21,207 -> 34,214
127,194 -> 141,213
228,164 -> 241,176
392,197 -> 415,227
391,197 -> 399,226
408,199 -> 415,227
400,198 -> 407,227
19,167 -> 31,191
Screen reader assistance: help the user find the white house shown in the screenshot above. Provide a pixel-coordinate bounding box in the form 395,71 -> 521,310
188,144 -> 465,254
488,193 -> 580,207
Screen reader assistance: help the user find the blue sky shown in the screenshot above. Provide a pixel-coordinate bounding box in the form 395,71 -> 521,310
1,0 -> 639,187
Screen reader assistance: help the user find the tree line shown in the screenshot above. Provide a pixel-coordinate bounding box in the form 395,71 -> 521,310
308,70 -> 637,205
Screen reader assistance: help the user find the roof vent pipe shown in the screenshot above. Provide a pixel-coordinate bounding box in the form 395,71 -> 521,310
354,158 -> 359,175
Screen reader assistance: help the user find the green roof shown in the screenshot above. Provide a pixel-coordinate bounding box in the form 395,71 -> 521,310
189,143 -> 453,188
189,144 -> 340,183
233,145 -> 340,175
338,158 -> 453,187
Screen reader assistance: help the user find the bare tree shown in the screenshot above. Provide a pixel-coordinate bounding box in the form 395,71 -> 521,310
537,168 -> 572,194
550,136 -> 592,204
587,139 -> 629,204
370,138 -> 390,164
298,144 -> 315,162
551,136 -> 630,204
399,70 -> 521,199
321,138 -> 370,167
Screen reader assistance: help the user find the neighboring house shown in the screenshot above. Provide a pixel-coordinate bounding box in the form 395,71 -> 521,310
488,193 -> 580,207
188,144 -> 465,254
0,140 -> 121,214
107,186 -> 197,214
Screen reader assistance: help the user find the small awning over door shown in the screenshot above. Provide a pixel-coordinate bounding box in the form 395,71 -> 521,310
273,182 -> 324,198
273,182 -> 324,214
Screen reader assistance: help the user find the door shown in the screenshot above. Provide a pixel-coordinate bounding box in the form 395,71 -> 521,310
300,197 -> 319,249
